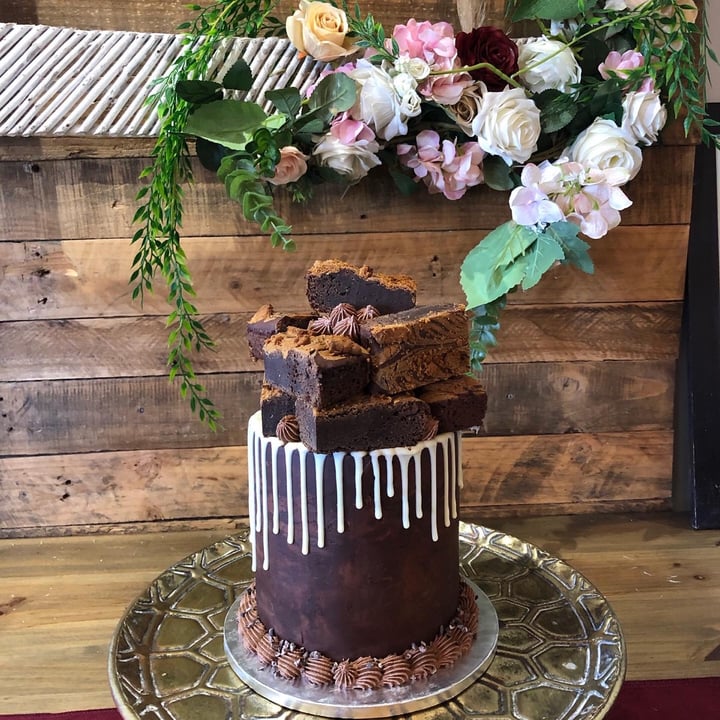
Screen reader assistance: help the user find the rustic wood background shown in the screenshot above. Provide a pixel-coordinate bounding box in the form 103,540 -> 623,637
0,0 -> 693,536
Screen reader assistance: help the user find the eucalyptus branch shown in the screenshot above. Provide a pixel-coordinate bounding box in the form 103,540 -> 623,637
132,0 -> 281,428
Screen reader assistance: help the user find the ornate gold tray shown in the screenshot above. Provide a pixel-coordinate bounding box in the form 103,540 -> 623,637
108,522 -> 625,720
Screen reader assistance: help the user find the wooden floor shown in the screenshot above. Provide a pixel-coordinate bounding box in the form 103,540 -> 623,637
1,511 -> 719,714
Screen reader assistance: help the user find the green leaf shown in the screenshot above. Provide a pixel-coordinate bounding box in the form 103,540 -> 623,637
510,0 -> 596,22
175,80 -> 223,104
222,59 -> 253,91
387,166 -> 419,195
548,221 -> 594,273
579,35 -> 612,78
534,89 -> 578,134
589,81 -> 623,122
306,73 -> 357,123
195,137 -> 228,172
460,221 -> 539,307
265,87 -> 302,119
515,231 -> 565,290
184,100 -> 267,150
294,118 -> 326,135
483,155 -> 516,191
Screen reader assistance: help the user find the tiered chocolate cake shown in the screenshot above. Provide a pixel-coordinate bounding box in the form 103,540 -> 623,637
240,259 -> 488,690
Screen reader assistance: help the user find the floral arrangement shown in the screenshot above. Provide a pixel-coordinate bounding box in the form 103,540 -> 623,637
133,0 -> 715,426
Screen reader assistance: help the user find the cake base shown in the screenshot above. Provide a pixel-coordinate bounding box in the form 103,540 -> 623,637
223,578 -> 499,719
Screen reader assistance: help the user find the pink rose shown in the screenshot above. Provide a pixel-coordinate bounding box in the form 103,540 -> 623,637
598,49 -> 644,81
421,71 -> 473,105
267,146 -> 308,185
330,114 -> 376,145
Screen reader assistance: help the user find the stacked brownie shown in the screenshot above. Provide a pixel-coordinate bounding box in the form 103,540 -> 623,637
248,259 -> 487,452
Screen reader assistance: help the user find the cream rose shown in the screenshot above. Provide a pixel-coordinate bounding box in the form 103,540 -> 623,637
565,117 -> 642,181
621,90 -> 667,146
267,146 -> 308,185
516,37 -> 582,94
471,86 -> 541,165
312,133 -> 381,182
286,0 -> 357,61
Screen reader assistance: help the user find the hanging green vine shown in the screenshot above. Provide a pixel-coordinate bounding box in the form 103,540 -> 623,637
131,1 -> 283,430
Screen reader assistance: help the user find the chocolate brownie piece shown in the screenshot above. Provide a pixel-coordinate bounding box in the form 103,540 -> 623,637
263,328 -> 369,408
359,304 -> 470,394
247,304 -> 316,361
296,394 -> 436,453
260,382 -> 296,436
414,375 -> 488,433
305,260 -> 416,314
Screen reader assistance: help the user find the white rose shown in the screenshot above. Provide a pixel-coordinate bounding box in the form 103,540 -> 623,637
565,117 -> 643,181
399,90 -> 422,118
516,37 -> 582,93
286,0 -> 357,61
621,90 -> 667,145
394,56 -> 430,81
312,132 -> 381,182
392,71 -> 417,97
471,86 -> 541,165
347,60 -> 409,141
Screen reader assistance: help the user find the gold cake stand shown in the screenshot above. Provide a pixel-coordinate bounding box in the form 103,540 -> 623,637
108,522 -> 626,720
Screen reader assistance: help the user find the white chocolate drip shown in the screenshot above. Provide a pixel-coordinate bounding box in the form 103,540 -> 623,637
299,450 -> 309,555
314,454 -> 326,549
284,445 -> 294,547
370,453 -> 382,519
247,421 -> 257,571
271,447 -> 279,534
333,453 -> 345,533
247,412 -> 461,570
351,451 -> 365,510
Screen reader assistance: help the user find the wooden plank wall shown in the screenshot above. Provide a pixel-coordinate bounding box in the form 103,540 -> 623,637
0,0 -> 692,536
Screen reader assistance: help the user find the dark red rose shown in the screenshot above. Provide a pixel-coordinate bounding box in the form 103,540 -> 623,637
455,26 -> 519,91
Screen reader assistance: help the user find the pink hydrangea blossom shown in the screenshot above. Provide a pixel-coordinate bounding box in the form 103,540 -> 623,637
397,129 -> 484,200
560,182 -> 631,239
509,187 -> 564,227
391,19 -> 471,105
392,19 -> 457,70
509,159 -> 632,238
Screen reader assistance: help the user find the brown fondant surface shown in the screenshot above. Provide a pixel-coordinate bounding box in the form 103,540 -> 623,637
253,444 -> 460,660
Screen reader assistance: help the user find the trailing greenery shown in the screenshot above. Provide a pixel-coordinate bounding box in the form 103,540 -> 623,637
132,0 -> 283,429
